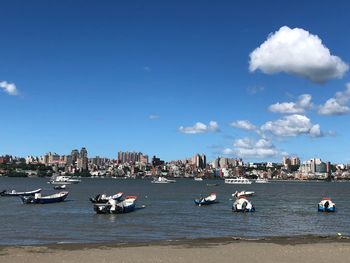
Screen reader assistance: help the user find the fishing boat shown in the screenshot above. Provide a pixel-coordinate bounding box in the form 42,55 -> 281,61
93,196 -> 137,214
255,178 -> 269,184
232,196 -> 255,212
48,175 -> 81,185
318,197 -> 336,212
20,191 -> 69,204
151,177 -> 176,184
232,190 -> 255,198
89,192 -> 124,203
54,185 -> 66,190
225,177 -> 252,185
0,188 -> 42,197
194,193 -> 217,206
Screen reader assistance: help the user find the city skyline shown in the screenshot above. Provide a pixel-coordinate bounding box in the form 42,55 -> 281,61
1,1 -> 350,163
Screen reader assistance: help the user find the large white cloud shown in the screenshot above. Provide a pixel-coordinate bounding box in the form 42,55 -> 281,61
268,94 -> 313,114
261,114 -> 322,137
318,83 -> 350,115
224,137 -> 285,159
249,26 -> 349,83
179,121 -> 219,134
0,81 -> 19,96
230,120 -> 256,130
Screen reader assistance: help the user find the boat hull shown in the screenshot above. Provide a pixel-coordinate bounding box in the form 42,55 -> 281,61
1,188 -> 42,197
318,205 -> 336,212
194,199 -> 217,206
232,207 -> 255,212
93,203 -> 136,214
21,192 -> 68,204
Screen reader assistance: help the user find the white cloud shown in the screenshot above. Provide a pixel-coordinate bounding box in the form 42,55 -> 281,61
224,137 -> 284,159
249,26 -> 349,83
318,83 -> 350,115
0,81 -> 19,96
179,121 -> 219,134
230,120 -> 256,130
268,94 -> 313,114
261,114 -> 322,137
148,114 -> 159,120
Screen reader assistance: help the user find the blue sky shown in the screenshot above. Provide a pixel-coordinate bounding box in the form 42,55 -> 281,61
1,0 -> 350,163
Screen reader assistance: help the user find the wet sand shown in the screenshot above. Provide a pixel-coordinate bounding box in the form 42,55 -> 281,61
1,237 -> 350,263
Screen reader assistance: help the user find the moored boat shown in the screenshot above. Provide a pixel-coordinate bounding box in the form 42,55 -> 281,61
48,175 -> 81,185
232,196 -> 255,212
225,177 -> 252,185
255,178 -> 269,184
89,192 -> 124,203
232,191 -> 255,198
54,185 -> 66,190
93,195 -> 137,214
0,188 -> 42,197
194,193 -> 217,206
20,191 -> 69,204
194,177 -> 203,181
318,197 -> 336,212
151,177 -> 176,183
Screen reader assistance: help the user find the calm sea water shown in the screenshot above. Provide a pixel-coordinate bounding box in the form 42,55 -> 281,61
0,177 -> 349,245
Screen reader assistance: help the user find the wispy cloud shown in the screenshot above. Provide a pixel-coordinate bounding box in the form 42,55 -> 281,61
148,114 -> 160,120
249,26 -> 349,83
0,81 -> 19,96
223,137 -> 287,159
230,120 -> 256,131
179,121 -> 219,134
247,86 -> 264,95
318,83 -> 350,115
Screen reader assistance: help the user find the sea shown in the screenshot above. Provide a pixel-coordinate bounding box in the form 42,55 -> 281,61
0,177 -> 349,245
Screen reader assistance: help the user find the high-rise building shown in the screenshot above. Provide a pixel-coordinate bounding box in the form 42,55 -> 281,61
71,149 -> 79,163
77,147 -> 88,171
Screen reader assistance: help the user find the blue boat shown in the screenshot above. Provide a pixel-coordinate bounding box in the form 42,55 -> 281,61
318,198 -> 336,212
20,191 -> 69,204
194,193 -> 217,206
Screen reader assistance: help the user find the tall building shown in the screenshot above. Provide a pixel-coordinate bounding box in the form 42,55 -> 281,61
77,147 -> 88,171
71,149 -> 79,163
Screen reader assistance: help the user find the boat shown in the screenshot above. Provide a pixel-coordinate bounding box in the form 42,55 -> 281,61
20,191 -> 69,204
48,175 -> 81,185
194,177 -> 203,181
225,177 -> 252,184
93,196 -> 137,214
194,193 -> 217,206
255,178 -> 269,184
54,185 -> 66,190
232,196 -> 255,212
89,192 -> 124,203
318,197 -> 336,212
232,191 -> 255,198
206,183 -> 219,187
0,188 -> 42,197
151,177 -> 176,184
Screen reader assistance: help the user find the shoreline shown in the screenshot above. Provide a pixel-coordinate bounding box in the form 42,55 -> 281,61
1,234 -> 349,250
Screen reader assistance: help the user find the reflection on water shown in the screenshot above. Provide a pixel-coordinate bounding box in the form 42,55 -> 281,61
0,177 -> 349,245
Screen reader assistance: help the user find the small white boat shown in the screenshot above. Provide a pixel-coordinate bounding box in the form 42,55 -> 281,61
94,196 -> 137,214
232,196 -> 255,212
255,178 -> 269,184
21,191 -> 69,204
232,191 -> 255,198
151,177 -> 176,184
194,177 -> 203,181
0,188 -> 42,197
194,193 -> 217,206
225,177 -> 252,185
48,175 -> 81,185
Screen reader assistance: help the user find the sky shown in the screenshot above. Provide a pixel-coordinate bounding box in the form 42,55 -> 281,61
1,0 -> 350,163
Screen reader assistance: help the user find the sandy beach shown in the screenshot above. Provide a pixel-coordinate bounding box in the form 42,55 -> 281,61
1,238 -> 350,263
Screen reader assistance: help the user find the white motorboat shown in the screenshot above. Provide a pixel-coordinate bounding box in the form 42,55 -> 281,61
48,175 -> 81,185
232,191 -> 255,198
151,177 -> 176,184
194,177 -> 203,181
255,178 -> 269,184
225,177 -> 252,185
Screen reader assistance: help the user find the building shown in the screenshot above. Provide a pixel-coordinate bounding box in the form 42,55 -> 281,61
77,147 -> 88,171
